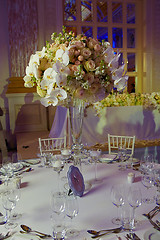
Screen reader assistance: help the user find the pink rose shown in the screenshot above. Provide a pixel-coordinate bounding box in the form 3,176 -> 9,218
71,65 -> 79,72
75,87 -> 85,98
81,48 -> 92,59
75,60 -> 81,65
94,43 -> 101,51
84,73 -> 94,84
84,59 -> 96,71
88,38 -> 98,49
78,55 -> 84,61
74,41 -> 85,49
90,83 -> 101,93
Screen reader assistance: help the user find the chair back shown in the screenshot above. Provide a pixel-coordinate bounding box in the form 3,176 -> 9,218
108,134 -> 135,156
38,136 -> 67,155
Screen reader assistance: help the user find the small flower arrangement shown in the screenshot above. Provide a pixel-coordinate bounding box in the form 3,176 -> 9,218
93,92 -> 160,115
23,26 -> 128,107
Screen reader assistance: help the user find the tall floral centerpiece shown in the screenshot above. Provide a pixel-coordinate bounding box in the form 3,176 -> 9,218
23,26 -> 128,153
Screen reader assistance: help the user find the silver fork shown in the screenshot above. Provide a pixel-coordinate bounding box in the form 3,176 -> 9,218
0,232 -> 12,240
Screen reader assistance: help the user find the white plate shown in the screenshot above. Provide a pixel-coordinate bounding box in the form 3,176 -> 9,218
12,163 -> 24,172
127,158 -> 140,164
24,159 -> 40,165
144,228 -> 160,240
100,154 -> 117,162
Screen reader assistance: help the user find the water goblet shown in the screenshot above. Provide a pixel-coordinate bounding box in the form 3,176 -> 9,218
110,184 -> 124,225
118,145 -> 127,170
2,190 -> 17,229
89,149 -> 102,184
51,155 -> 65,192
6,177 -> 21,220
65,194 -> 79,238
128,186 -> 142,230
2,156 -> 14,181
50,191 -> 65,215
141,173 -> 154,203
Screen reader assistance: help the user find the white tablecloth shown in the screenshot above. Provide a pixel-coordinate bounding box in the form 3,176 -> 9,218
0,160 -> 159,239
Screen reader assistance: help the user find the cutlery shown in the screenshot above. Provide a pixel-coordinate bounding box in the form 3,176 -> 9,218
90,227 -> 123,239
126,233 -> 141,240
0,232 -> 13,240
143,206 -> 160,219
20,225 -> 52,238
20,230 -> 50,239
87,226 -> 123,235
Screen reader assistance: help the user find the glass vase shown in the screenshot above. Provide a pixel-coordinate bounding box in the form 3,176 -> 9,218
69,98 -> 84,162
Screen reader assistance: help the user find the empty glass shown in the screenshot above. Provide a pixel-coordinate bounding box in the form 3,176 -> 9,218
89,149 -> 102,184
65,194 -> 79,237
128,186 -> 142,230
141,173 -> 154,203
118,145 -> 127,170
110,184 -> 124,225
2,190 -> 17,229
50,192 -> 66,239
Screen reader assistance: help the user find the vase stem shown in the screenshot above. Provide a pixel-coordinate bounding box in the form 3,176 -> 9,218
69,99 -> 84,157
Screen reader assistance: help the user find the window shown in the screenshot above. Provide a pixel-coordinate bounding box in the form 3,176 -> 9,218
63,0 -> 143,93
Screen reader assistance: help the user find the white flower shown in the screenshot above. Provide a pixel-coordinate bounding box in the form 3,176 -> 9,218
43,68 -> 57,82
55,49 -> 69,66
24,75 -> 34,88
40,88 -> 67,107
35,46 -> 46,58
52,61 -> 70,87
112,65 -> 125,80
103,46 -> 115,63
114,75 -> 128,91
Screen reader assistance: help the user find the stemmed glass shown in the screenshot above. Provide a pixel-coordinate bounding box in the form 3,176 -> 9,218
2,156 -> 14,181
2,190 -> 17,229
128,186 -> 142,230
7,178 -> 21,220
65,194 -> 79,238
141,173 -> 154,203
50,192 -> 66,239
118,145 -> 127,170
110,184 -> 124,225
89,149 -> 102,184
51,155 -> 65,192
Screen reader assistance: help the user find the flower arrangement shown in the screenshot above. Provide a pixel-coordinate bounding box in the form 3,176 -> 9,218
23,26 -> 128,107
93,92 -> 160,115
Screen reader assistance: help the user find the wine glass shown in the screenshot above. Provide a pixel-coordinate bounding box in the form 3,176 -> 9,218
65,194 -> 79,238
89,149 -> 102,184
50,191 -> 65,215
118,145 -> 127,170
51,155 -> 65,192
128,186 -> 142,230
50,191 -> 66,239
141,173 -> 154,203
6,177 -> 21,220
2,156 -> 14,181
2,190 -> 17,229
110,184 -> 124,225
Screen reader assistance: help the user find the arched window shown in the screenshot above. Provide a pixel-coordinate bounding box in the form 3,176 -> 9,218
63,0 -> 143,93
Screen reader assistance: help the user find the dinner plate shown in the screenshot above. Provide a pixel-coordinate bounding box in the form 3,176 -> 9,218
127,158 -> 140,164
24,159 -> 40,165
100,154 -> 117,162
144,228 -> 160,240
12,162 -> 24,172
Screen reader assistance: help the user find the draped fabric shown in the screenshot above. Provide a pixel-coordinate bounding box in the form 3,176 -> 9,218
7,0 -> 38,77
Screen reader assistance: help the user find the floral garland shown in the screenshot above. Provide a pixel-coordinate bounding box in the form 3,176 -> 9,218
93,92 -> 160,115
